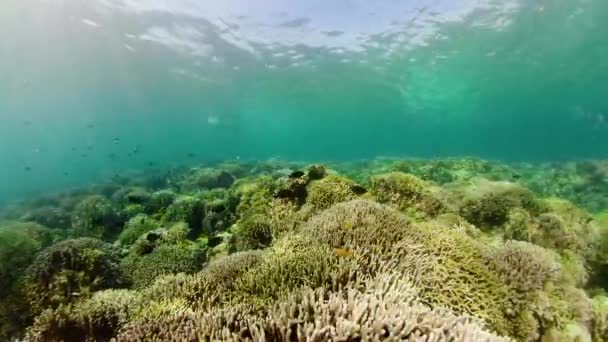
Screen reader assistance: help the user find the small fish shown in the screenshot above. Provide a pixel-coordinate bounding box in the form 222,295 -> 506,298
71,147 -> 77,152
350,184 -> 367,195
147,161 -> 155,167
187,153 -> 196,158
23,120 -> 32,126
288,170 -> 305,179
512,173 -> 522,180
335,248 -> 353,257
63,172 -> 69,176
108,153 -> 117,160
86,145 -> 94,151
24,166 -> 31,172
86,123 -> 95,129
81,154 -> 87,158
112,137 -> 120,144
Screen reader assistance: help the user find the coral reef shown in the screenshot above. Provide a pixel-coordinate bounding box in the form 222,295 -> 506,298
23,238 -> 126,317
71,195 -> 124,240
1,157 -> 607,341
120,224 -> 207,289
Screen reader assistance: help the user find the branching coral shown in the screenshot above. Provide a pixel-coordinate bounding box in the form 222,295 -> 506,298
71,195 -> 123,240
120,225 -> 207,289
23,238 -> 126,318
454,179 -> 543,229
25,289 -> 137,342
114,274 -> 508,342
3,158 -> 606,342
116,214 -> 160,246
162,196 -> 206,239
370,172 -> 446,219
300,174 -> 363,217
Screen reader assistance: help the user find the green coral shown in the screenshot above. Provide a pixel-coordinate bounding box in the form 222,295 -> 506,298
25,289 -> 137,342
162,196 -> 205,239
120,226 -> 207,289
300,174 -> 361,215
233,214 -> 273,251
177,168 -> 236,192
0,222 -> 60,340
116,214 -> 160,246
455,179 -> 544,229
114,274 -> 508,342
370,172 -> 446,219
592,295 -> 608,342
23,238 -> 126,317
70,195 -> 123,240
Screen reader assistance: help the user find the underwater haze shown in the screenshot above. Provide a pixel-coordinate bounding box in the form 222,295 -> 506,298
1,0 -> 608,200
4,1 -> 608,341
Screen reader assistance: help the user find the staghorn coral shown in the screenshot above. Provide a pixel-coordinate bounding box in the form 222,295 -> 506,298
23,238 -> 126,318
25,289 -> 137,342
299,200 -> 512,335
139,250 -> 265,312
233,233 -> 360,304
114,274 -> 508,342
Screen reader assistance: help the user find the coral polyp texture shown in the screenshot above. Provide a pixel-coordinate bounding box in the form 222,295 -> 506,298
0,157 -> 607,341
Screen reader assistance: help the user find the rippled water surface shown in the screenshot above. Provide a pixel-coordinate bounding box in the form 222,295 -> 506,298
1,0 -> 607,201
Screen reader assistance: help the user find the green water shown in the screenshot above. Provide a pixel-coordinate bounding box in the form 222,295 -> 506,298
1,0 -> 607,201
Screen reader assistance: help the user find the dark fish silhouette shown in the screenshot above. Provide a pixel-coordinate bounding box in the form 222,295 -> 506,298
289,170 -> 305,178
275,188 -> 293,199
112,137 -> 120,144
187,153 -> 196,158
24,166 -> 31,172
350,184 -> 367,195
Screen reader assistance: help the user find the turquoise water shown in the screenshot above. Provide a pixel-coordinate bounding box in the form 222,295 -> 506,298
1,0 -> 607,200
3,1 -> 608,341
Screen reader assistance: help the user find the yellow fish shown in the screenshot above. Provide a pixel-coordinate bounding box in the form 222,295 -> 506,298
335,248 -> 353,257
